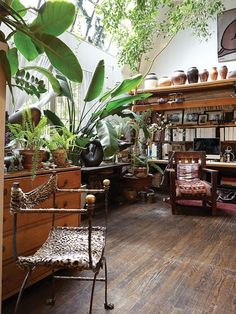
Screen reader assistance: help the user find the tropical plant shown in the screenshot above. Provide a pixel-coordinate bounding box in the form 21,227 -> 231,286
44,59 -> 152,161
46,126 -> 78,151
97,0 -> 225,73
0,0 -> 83,99
7,108 -> 48,176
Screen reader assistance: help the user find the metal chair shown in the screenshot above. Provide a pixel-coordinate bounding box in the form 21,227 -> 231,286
167,151 -> 218,215
10,172 -> 114,313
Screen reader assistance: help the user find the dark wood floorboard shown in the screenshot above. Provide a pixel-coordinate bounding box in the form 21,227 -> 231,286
2,196 -> 236,314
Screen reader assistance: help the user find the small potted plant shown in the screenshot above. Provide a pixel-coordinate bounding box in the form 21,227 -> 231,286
47,127 -> 78,167
8,108 -> 47,175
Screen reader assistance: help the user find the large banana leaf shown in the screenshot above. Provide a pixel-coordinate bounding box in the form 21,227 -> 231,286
11,0 -> 26,17
84,60 -> 104,102
96,120 -> 118,157
14,31 -> 39,61
56,73 -> 73,101
39,34 -> 83,83
30,1 -> 75,36
100,74 -> 143,102
6,47 -> 18,76
24,66 -> 61,95
100,93 -> 152,118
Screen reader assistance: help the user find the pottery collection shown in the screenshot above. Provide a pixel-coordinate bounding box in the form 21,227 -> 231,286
144,73 -> 158,89
187,67 -> 199,83
228,70 -> 236,78
158,76 -> 171,87
171,70 -> 187,85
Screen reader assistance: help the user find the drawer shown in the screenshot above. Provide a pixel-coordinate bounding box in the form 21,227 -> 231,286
3,192 -> 80,234
3,214 -> 79,263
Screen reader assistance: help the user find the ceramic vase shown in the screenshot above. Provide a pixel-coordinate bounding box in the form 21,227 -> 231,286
171,70 -> 187,85
158,76 -> 171,87
187,67 -> 199,83
228,70 -> 236,78
210,67 -> 218,81
144,73 -> 158,89
219,65 -> 228,79
199,69 -> 209,82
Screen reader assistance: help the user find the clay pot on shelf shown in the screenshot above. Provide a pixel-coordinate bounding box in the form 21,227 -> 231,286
199,69 -> 209,82
144,73 -> 158,89
210,67 -> 218,80
158,76 -> 171,87
187,67 -> 199,83
171,70 -> 187,85
52,148 -> 68,168
219,65 -> 228,79
228,70 -> 236,79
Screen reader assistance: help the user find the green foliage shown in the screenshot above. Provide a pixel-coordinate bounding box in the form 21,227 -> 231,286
97,0 -> 225,72
47,127 -> 78,151
0,0 -> 83,99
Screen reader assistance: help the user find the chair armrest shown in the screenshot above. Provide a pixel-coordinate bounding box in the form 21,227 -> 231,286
202,168 -> 218,174
202,168 -> 218,194
14,208 -> 88,214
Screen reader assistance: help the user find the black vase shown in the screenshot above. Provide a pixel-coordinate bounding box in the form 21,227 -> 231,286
80,140 -> 104,167
187,67 -> 199,83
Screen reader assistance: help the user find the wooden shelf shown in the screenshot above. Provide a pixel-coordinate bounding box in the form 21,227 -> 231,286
169,123 -> 236,129
133,78 -> 236,112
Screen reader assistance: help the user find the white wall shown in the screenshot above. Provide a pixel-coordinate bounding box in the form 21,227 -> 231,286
145,0 -> 236,78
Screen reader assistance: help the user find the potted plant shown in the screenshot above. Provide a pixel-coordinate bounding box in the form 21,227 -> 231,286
44,60 -> 152,165
47,127 -> 78,168
7,108 -> 47,175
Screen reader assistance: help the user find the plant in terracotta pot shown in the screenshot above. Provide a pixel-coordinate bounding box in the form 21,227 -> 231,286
7,108 -> 47,175
46,127 -> 78,168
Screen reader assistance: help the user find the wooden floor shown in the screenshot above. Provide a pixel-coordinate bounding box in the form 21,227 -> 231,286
3,196 -> 236,314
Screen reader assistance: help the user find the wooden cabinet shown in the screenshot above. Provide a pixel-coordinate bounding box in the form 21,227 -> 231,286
2,167 -> 81,300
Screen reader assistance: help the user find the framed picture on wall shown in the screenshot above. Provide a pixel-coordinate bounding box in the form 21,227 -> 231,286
198,114 -> 208,125
164,110 -> 183,125
217,8 -> 236,62
183,112 -> 198,125
205,110 -> 223,123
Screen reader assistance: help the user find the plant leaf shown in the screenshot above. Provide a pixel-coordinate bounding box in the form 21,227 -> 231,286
14,31 -> 38,61
39,34 -> 83,83
56,73 -> 73,101
0,49 -> 13,96
6,47 -> 18,76
84,60 -> 104,102
44,109 -> 65,128
30,1 -> 75,36
11,0 -> 27,17
96,120 -> 118,157
24,66 -> 61,94
100,93 -> 152,118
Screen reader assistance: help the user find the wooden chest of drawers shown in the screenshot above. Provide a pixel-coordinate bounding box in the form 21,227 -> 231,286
2,167 -> 81,300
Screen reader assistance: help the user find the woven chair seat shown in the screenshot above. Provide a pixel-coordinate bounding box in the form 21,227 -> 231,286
17,226 -> 106,270
176,179 -> 211,197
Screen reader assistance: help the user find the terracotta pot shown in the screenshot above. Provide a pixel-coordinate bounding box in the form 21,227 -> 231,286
199,69 -> 209,82
187,67 -> 199,83
158,76 -> 171,87
228,70 -> 236,79
219,65 -> 228,79
144,73 -> 158,89
135,167 -> 148,178
52,148 -> 68,167
20,149 -> 44,170
171,70 -> 187,85
210,67 -> 218,81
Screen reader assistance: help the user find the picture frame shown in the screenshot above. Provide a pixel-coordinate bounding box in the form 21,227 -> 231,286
205,110 -> 223,123
198,114 -> 208,125
164,110 -> 183,125
183,112 -> 199,125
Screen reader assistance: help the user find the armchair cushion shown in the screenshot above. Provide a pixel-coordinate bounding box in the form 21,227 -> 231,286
176,179 -> 211,197
177,163 -> 199,180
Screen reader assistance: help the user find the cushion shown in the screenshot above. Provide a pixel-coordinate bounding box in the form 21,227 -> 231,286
177,163 -> 199,180
176,179 -> 211,197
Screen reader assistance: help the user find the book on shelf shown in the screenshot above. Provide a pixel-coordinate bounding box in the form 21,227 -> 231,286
225,127 -> 236,141
185,128 -> 195,141
196,127 -> 216,138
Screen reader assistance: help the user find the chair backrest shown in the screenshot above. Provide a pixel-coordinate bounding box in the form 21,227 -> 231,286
169,151 -> 206,180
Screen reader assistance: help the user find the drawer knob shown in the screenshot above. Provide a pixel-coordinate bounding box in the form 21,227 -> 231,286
59,179 -> 68,188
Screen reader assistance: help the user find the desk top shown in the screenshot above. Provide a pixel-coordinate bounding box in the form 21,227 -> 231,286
81,162 -> 130,172
148,159 -> 236,169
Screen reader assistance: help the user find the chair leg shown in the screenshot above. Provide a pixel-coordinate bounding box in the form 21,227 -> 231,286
89,271 -> 98,314
103,257 -> 114,310
46,269 -> 56,306
15,268 -> 33,314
